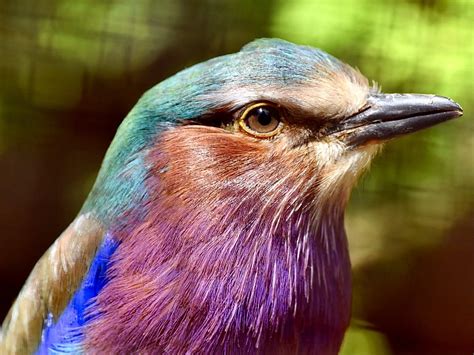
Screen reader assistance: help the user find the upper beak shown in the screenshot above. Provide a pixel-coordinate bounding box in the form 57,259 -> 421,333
335,94 -> 463,147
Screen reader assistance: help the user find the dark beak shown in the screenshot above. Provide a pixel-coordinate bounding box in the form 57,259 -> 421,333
336,94 -> 463,147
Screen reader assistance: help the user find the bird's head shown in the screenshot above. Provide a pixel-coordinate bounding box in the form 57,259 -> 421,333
86,38 -> 462,224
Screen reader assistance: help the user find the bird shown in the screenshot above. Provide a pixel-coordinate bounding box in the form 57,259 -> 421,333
0,38 -> 463,354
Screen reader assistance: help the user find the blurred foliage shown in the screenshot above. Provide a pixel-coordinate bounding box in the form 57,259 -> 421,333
340,324 -> 392,355
0,0 -> 472,353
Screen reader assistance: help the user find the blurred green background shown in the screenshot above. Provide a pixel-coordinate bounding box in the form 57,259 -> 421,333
0,0 -> 472,354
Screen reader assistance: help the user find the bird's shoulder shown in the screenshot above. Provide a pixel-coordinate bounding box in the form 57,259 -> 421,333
0,213 -> 116,354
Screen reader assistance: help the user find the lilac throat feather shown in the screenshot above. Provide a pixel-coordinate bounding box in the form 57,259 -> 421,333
84,127 -> 354,354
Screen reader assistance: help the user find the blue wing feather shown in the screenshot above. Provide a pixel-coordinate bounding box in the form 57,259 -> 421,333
36,234 -> 119,354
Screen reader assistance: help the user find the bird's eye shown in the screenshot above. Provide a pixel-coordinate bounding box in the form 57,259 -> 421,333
238,103 -> 283,138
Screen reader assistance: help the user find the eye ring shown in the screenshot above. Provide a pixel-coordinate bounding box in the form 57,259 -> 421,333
238,102 -> 284,138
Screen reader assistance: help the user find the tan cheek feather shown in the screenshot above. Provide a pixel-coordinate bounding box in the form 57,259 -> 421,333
313,141 -> 380,204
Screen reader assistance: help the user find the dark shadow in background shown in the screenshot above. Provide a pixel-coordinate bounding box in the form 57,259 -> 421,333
353,208 -> 474,354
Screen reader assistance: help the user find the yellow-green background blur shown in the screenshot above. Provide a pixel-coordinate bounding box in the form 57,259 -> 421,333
0,1 -> 472,354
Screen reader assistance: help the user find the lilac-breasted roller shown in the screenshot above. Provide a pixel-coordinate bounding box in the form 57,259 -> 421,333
0,39 -> 463,354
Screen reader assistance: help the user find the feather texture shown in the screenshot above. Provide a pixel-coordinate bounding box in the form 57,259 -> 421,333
0,214 -> 105,354
83,126 -> 355,353
36,233 -> 118,354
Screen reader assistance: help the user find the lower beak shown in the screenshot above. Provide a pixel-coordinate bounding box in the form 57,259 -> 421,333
335,94 -> 463,147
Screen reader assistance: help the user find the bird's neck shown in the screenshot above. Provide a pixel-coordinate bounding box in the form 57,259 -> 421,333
84,127 -> 354,353
85,192 -> 351,353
